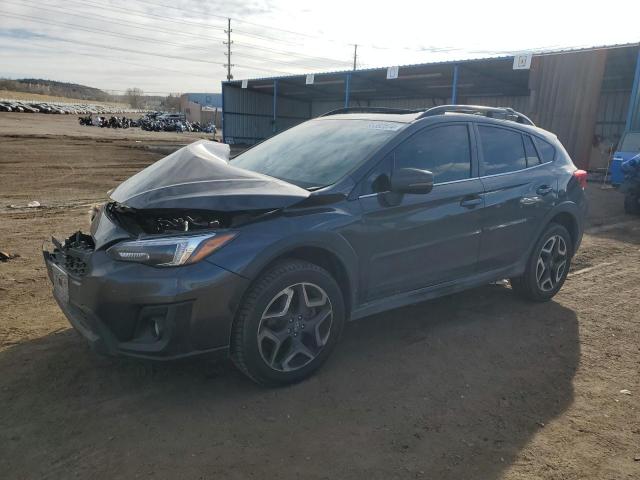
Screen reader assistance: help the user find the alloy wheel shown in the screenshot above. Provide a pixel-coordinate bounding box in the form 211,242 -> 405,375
257,282 -> 333,372
536,235 -> 568,292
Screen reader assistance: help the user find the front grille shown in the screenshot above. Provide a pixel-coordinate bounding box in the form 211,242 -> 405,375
65,254 -> 88,276
53,231 -> 95,277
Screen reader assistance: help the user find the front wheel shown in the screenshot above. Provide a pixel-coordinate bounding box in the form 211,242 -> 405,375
231,260 -> 345,386
511,223 -> 573,302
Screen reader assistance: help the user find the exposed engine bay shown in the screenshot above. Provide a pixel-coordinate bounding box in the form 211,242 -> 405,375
105,201 -> 272,235
88,140 -> 320,241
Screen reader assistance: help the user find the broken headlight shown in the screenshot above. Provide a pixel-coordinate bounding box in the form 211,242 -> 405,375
106,232 -> 236,267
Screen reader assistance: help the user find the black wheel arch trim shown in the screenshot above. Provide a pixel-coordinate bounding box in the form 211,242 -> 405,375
211,231 -> 359,319
527,201 -> 584,256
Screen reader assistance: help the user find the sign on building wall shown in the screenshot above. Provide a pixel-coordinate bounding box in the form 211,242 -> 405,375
306,74 -> 315,85
513,53 -> 533,70
241,79 -> 248,88
386,66 -> 399,79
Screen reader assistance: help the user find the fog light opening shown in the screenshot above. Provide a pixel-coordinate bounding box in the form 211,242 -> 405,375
152,319 -> 163,339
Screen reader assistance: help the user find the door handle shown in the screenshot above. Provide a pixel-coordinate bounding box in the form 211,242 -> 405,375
536,185 -> 553,195
460,196 -> 482,208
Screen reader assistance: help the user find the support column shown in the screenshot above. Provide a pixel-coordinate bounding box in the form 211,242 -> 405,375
451,65 -> 459,105
344,73 -> 351,108
221,82 -> 226,143
272,79 -> 278,134
625,49 -> 640,132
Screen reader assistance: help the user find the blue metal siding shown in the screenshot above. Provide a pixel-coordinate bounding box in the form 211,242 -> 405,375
186,93 -> 222,108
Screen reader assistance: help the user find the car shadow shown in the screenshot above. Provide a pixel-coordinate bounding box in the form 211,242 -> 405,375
0,284 -> 579,479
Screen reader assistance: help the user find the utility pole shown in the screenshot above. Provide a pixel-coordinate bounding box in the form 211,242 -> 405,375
353,44 -> 358,71
223,18 -> 234,80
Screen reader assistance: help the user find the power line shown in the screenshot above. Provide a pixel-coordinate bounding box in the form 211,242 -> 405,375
224,18 -> 233,81
3,7 -> 348,71
0,16 -> 296,76
353,44 -> 358,70
127,0 -> 467,56
54,0 -> 300,46
1,11 -> 319,74
29,0 -> 352,66
2,11 -> 216,54
16,0 -> 465,68
131,0 -> 331,45
11,42 -> 216,79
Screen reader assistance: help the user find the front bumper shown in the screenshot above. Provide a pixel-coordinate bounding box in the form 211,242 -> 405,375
44,235 -> 250,360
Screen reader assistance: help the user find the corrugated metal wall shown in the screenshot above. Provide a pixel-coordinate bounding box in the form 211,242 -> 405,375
310,100 -> 344,117
528,51 -> 608,168
310,96 -> 529,117
223,86 -> 310,144
311,98 -> 445,116
460,95 -> 531,115
595,91 -> 629,145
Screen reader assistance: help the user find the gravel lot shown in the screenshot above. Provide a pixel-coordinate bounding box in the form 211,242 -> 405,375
0,113 -> 638,480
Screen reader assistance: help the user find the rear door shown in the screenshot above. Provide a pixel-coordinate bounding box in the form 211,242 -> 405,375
475,124 -> 557,272
357,123 -> 484,301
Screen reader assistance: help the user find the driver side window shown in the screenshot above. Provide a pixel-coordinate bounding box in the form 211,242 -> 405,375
394,124 -> 472,184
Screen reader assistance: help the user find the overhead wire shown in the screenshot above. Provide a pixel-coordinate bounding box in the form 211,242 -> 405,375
0,11 -> 314,74
5,1 -> 354,71
0,18 -> 295,76
27,0 -> 353,66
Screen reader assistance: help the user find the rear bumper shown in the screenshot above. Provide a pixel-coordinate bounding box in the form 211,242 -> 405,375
44,243 -> 249,360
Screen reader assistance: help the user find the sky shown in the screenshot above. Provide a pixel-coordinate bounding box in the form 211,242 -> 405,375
1,0 -> 639,95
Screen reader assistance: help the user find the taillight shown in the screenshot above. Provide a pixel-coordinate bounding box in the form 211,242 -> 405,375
573,169 -> 587,189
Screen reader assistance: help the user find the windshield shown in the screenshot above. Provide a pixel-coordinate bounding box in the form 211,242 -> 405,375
620,132 -> 640,152
232,118 -> 404,188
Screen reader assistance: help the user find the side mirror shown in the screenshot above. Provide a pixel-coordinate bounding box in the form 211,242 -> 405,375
390,168 -> 434,194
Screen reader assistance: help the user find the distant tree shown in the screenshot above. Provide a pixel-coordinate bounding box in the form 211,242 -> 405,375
0,78 -> 109,101
161,93 -> 181,112
125,88 -> 144,108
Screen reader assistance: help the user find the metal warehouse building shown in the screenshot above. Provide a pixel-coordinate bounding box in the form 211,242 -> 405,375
221,43 -> 640,170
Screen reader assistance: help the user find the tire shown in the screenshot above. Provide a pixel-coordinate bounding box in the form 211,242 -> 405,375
510,223 -> 573,302
231,259 -> 345,386
624,194 -> 640,215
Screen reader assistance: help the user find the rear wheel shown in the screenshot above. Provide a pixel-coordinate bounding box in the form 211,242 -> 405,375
511,223 -> 573,302
231,259 -> 344,386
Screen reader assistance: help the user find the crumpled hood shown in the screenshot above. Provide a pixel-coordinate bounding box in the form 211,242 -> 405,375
110,140 -> 310,210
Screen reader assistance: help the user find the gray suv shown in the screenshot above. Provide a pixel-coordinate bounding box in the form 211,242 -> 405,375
44,105 -> 588,386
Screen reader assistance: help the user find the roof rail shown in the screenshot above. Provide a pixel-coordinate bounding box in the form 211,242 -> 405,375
320,106 -> 423,117
417,105 -> 535,126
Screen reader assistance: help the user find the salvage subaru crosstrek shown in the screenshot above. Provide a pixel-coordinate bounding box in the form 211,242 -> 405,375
44,105 -> 588,386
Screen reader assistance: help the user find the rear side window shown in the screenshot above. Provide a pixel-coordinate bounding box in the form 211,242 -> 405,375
394,124 -> 471,183
524,136 -> 541,166
478,126 -> 527,175
533,137 -> 556,163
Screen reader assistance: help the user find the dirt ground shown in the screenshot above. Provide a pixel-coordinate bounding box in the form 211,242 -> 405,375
0,113 -> 639,480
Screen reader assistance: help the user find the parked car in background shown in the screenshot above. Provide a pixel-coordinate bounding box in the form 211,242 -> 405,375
44,105 -> 588,386
157,113 -> 186,122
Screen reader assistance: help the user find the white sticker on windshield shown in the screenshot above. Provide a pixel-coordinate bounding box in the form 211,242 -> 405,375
368,122 -> 402,131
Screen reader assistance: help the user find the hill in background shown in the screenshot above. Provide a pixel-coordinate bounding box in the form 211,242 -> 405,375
0,78 -> 110,102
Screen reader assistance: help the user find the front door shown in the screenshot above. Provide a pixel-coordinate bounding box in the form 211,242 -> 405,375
357,123 -> 484,302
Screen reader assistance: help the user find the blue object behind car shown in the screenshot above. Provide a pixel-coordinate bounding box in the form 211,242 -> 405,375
611,131 -> 640,185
